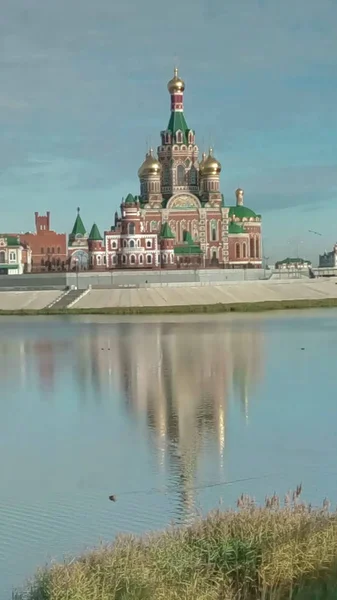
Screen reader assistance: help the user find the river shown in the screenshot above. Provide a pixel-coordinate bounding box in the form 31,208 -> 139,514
1,311 -> 337,598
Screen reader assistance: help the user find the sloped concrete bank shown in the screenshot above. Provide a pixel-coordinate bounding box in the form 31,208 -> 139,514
0,280 -> 336,314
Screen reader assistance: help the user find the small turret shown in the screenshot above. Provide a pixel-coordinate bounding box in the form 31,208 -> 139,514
138,149 -> 162,206
236,188 -> 244,206
199,148 -> 222,204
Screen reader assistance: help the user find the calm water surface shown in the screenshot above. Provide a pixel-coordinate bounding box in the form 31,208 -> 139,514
1,310 -> 337,598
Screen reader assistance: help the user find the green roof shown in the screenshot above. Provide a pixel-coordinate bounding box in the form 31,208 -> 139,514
174,244 -> 203,255
276,257 -> 310,265
166,112 -> 190,142
229,206 -> 260,219
183,230 -> 194,244
71,212 -> 86,237
160,222 -> 175,239
88,223 -> 102,241
3,235 -> 20,246
124,193 -> 135,204
228,222 -> 245,234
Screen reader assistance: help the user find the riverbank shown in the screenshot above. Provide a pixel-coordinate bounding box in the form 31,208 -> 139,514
18,491 -> 337,600
1,296 -> 337,315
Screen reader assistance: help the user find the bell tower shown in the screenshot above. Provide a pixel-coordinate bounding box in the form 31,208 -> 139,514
158,68 -> 199,200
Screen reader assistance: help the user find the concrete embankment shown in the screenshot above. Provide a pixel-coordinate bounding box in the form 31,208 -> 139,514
74,279 -> 337,309
0,280 -> 337,312
0,290 -> 62,310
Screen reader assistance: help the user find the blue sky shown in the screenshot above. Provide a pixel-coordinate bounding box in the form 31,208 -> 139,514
1,0 -> 337,263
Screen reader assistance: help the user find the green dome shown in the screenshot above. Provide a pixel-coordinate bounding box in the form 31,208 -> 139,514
229,206 -> 260,219
228,222 -> 245,234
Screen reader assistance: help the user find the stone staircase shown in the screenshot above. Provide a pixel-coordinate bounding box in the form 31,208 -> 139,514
46,288 -> 86,309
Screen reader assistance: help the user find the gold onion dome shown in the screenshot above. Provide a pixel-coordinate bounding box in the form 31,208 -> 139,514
138,149 -> 161,177
200,148 -> 221,176
167,67 -> 185,94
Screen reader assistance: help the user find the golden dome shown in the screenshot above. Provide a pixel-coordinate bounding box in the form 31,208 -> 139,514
138,149 -> 161,178
199,148 -> 221,176
167,67 -> 185,94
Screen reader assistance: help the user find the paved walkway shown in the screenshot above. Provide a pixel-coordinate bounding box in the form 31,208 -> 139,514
75,280 -> 337,309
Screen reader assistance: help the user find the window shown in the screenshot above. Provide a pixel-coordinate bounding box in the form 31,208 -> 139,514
0,251 -> 5,263
211,221 -> 217,241
130,240 -> 135,248
123,240 -> 127,248
146,239 -> 152,248
243,243 -> 247,258
90,256 -> 94,265
128,222 -> 135,235
255,238 -> 259,258
189,166 -> 197,185
176,131 -> 183,143
112,241 -> 117,249
163,167 -> 170,185
146,254 -> 152,264
103,256 -> 106,265
236,244 -> 241,259
97,256 -> 101,265
139,255 -> 143,264
130,255 -> 136,264
122,255 -> 126,264
250,238 -> 255,258
9,251 -> 16,261
57,247 -> 60,254
112,255 -> 117,264
41,247 -> 44,254
177,164 -> 185,185
52,247 -> 55,254
150,221 -> 156,232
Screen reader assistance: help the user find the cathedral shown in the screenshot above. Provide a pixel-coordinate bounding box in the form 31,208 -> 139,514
69,68 -> 262,270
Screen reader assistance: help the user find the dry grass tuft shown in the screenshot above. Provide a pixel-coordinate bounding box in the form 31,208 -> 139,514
16,488 -> 337,600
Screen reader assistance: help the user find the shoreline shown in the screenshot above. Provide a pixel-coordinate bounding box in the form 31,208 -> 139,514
1,296 -> 337,316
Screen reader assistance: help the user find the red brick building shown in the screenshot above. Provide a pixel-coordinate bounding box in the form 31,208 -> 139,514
20,212 -> 67,272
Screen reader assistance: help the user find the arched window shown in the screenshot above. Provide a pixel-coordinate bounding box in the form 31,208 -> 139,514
146,254 -> 152,264
250,238 -> 255,258
189,166 -> 197,185
40,247 -> 44,254
128,222 -> 135,235
211,221 -> 217,241
236,244 -> 241,259
97,256 -> 101,265
123,239 -> 127,248
130,240 -> 135,248
243,243 -> 247,258
150,221 -> 156,232
139,255 -> 143,264
255,238 -> 259,258
177,165 -> 185,185
163,167 -> 170,185
103,256 -> 106,265
130,255 -> 136,264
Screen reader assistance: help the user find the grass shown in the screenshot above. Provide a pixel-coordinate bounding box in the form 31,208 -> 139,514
2,297 -> 337,316
16,488 -> 337,600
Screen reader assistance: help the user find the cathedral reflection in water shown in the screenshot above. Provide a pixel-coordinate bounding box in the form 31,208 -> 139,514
0,319 -> 263,520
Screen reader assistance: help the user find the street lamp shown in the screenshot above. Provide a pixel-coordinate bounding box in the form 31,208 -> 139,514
73,257 -> 79,289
